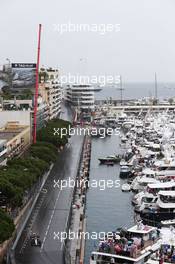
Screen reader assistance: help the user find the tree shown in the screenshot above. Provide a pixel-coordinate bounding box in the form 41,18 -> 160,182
0,209 -> 15,243
37,119 -> 71,147
0,178 -> 16,203
168,98 -> 174,105
30,145 -> 57,163
0,118 -> 72,231
18,89 -> 33,100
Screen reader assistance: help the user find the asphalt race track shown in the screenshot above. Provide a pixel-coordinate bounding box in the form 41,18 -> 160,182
15,134 -> 83,264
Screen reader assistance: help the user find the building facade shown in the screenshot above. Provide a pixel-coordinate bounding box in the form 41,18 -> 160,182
0,139 -> 7,166
66,84 -> 95,111
0,121 -> 30,165
0,98 -> 49,130
39,68 -> 62,120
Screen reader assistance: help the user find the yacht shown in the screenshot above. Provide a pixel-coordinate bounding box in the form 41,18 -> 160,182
98,155 -> 121,164
117,114 -> 128,126
147,181 -> 175,195
146,227 -> 175,264
134,193 -> 158,213
122,120 -> 135,129
155,159 -> 175,175
120,165 -> 132,178
131,177 -> 159,192
121,183 -> 131,192
156,170 -> 175,180
132,180 -> 175,209
140,190 -> 175,224
90,224 -> 160,264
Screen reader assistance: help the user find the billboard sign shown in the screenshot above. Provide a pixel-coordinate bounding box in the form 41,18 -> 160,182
11,63 -> 36,91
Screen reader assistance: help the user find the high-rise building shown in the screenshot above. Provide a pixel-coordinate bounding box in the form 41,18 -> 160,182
39,68 -> 62,120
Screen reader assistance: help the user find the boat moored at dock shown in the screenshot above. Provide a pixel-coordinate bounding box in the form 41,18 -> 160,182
98,155 -> 121,165
90,224 -> 160,264
140,191 -> 175,225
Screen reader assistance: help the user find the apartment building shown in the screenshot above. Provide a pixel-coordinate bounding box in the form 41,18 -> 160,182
39,68 -> 62,120
0,111 -> 31,165
0,121 -> 30,164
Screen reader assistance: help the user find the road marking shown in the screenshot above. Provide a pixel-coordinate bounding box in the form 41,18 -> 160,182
19,192 -> 47,254
41,188 -> 47,194
19,238 -> 29,254
40,190 -> 61,252
60,203 -> 72,251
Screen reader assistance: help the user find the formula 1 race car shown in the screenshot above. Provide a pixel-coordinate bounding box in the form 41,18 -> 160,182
30,233 -> 42,247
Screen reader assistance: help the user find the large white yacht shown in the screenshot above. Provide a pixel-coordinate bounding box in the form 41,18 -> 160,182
90,224 -> 160,264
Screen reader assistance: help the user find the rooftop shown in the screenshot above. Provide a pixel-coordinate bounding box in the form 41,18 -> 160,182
0,122 -> 29,141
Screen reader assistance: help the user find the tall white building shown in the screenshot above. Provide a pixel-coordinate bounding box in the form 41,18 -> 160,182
39,68 -> 62,119
66,84 -> 95,111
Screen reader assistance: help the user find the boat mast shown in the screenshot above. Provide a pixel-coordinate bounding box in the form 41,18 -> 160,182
155,72 -> 158,101
120,75 -> 123,105
117,75 -> 124,105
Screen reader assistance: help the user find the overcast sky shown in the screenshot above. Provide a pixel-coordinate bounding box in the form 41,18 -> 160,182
0,0 -> 175,82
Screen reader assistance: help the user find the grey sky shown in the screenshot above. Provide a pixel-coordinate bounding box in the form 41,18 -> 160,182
0,0 -> 175,82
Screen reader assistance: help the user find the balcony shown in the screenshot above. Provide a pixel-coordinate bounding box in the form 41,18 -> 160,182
0,148 -> 7,158
7,141 -> 25,159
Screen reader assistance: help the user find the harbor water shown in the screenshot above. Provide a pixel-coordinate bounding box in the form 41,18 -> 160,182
84,134 -> 135,264
95,82 -> 175,100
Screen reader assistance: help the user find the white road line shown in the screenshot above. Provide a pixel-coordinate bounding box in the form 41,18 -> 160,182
60,210 -> 70,251
40,190 -> 61,252
19,193 -> 47,254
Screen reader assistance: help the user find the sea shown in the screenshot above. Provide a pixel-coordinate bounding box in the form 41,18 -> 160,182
94,82 -> 175,100
84,135 -> 135,264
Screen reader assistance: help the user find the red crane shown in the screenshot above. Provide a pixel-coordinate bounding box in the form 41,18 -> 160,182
33,24 -> 42,144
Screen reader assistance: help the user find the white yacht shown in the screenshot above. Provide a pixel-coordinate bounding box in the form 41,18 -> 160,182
132,180 -> 175,209
140,190 -> 175,223
90,224 -> 160,264
146,227 -> 175,264
131,177 -> 159,192
134,193 -> 158,213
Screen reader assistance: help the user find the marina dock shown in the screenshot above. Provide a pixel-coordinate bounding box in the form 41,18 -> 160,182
84,108 -> 175,264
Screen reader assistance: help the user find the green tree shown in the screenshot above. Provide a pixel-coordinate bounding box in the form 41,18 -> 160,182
37,119 -> 71,147
0,209 -> 15,243
30,145 -> 57,163
168,98 -> 174,105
